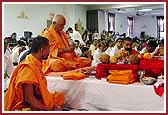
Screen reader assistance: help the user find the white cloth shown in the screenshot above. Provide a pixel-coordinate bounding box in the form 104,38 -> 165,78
46,76 -> 164,111
4,54 -> 14,90
70,30 -> 85,46
18,48 -> 29,63
140,47 -> 148,54
5,48 -> 12,57
74,47 -> 82,56
92,48 -> 104,67
89,44 -> 97,56
11,47 -> 20,63
105,47 -> 113,55
109,45 -> 121,56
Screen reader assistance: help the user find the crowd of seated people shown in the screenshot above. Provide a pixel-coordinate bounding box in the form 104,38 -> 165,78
65,27 -> 164,64
4,30 -> 164,76
4,30 -> 164,71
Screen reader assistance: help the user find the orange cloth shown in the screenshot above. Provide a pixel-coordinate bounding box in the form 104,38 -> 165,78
4,54 -> 64,111
42,25 -> 91,73
107,70 -> 135,84
46,66 -> 95,77
63,71 -> 86,80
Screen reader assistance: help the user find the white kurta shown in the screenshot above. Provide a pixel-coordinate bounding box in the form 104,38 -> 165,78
109,45 -> 121,56
92,48 -> 104,67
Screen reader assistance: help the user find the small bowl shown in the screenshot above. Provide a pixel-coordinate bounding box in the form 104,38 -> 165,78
141,77 -> 157,85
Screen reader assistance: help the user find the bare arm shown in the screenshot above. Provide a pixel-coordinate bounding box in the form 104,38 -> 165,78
22,83 -> 48,111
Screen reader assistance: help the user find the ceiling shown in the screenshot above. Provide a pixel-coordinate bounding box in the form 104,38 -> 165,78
81,4 -> 164,16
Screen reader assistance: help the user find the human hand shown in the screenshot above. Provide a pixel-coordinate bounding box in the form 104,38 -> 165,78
114,52 -> 122,59
52,104 -> 62,111
64,46 -> 74,53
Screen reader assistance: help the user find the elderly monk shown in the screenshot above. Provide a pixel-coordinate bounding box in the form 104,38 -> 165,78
42,14 -> 91,73
4,36 -> 64,111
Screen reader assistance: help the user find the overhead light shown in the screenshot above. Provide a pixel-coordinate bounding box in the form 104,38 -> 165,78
139,9 -> 152,12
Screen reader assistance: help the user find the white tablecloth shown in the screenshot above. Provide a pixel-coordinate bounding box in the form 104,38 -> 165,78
46,76 -> 164,111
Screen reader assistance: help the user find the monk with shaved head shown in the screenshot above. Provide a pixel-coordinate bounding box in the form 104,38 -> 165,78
42,14 -> 91,73
5,36 -> 64,111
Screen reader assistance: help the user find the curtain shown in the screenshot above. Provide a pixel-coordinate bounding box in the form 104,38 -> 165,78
157,16 -> 164,39
108,13 -> 115,32
127,17 -> 133,37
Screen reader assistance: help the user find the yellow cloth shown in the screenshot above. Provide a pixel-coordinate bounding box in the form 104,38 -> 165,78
4,54 -> 64,111
107,70 -> 135,84
42,25 -> 91,73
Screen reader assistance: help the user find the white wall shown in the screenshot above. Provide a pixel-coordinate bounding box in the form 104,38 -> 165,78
3,4 -> 87,40
104,11 -> 108,32
98,10 -> 105,34
3,3 -> 160,40
112,13 -> 158,38
115,13 -> 129,36
134,16 -> 157,38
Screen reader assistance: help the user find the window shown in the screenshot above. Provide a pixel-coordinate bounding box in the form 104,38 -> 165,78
127,17 -> 134,37
108,13 -> 115,32
157,16 -> 164,40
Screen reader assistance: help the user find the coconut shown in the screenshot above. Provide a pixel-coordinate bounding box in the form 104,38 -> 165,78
109,56 -> 118,64
137,54 -> 143,59
128,54 -> 139,64
99,54 -> 110,64
143,53 -> 152,59
159,47 -> 164,56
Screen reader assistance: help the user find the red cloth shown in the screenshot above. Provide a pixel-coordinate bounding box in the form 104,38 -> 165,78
96,64 -> 139,80
153,84 -> 164,97
139,59 -> 164,77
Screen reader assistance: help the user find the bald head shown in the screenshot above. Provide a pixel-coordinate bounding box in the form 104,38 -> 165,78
52,14 -> 65,22
52,14 -> 66,32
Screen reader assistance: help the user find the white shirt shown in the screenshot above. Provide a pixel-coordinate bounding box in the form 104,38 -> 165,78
89,44 -> 97,56
11,47 -> 20,63
70,30 -> 86,45
5,48 -> 12,57
109,45 -> 121,56
92,48 -> 104,67
105,47 -> 113,55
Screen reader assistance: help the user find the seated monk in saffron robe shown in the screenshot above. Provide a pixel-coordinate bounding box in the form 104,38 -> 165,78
41,14 -> 91,73
4,36 -> 64,111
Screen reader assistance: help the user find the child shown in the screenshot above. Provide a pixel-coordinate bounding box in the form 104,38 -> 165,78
81,46 -> 93,60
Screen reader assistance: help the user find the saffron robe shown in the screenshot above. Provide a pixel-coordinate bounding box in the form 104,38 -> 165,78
42,25 -> 91,73
4,54 -> 64,111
